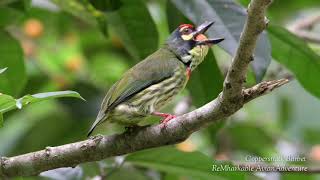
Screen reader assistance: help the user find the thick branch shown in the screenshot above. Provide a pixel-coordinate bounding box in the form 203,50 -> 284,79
0,0 -> 280,177
222,0 -> 271,111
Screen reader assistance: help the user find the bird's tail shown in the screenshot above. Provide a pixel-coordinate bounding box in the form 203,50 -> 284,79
87,113 -> 125,137
87,112 -> 106,137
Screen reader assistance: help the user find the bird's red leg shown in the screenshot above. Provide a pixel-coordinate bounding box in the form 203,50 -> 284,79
153,112 -> 177,127
186,67 -> 191,80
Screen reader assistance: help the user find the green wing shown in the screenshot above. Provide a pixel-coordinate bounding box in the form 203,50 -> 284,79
87,48 -> 181,136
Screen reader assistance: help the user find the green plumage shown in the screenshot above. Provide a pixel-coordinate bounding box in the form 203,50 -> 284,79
88,46 -> 188,136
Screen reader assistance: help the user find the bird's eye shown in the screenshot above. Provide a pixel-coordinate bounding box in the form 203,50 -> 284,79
182,28 -> 192,34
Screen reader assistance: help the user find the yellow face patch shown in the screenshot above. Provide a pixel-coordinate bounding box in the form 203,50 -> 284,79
181,34 -> 193,40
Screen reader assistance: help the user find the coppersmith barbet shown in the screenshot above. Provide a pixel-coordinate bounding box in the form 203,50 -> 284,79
88,21 -> 224,136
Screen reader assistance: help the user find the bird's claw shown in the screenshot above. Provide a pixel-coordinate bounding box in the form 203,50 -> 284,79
153,112 -> 177,128
160,114 -> 176,128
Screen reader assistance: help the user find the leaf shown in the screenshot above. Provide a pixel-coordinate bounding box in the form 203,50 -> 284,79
16,91 -> 85,109
268,25 -> 320,98
281,173 -> 315,180
51,0 -> 97,24
89,0 -> 122,12
170,0 -> 272,82
0,91 -> 84,114
108,166 -> 150,180
7,0 -> 31,11
126,147 -> 245,180
167,2 -> 223,106
0,67 -> 7,74
226,122 -> 276,156
0,113 -> 3,128
0,93 -> 16,113
0,7 -> 23,27
0,0 -> 19,6
106,0 -> 159,61
0,30 -> 26,96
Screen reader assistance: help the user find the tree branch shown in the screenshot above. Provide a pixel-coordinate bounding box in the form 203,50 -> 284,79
0,0 -> 285,177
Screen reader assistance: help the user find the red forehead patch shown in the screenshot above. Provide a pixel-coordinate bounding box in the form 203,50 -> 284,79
179,24 -> 194,29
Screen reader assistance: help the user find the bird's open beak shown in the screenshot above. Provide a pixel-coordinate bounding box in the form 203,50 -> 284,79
193,21 -> 224,46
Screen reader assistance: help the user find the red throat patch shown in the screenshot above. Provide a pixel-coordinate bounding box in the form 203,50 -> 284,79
179,24 -> 194,29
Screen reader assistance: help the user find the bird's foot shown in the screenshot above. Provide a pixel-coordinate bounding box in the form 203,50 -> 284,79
153,112 -> 177,128
186,67 -> 191,79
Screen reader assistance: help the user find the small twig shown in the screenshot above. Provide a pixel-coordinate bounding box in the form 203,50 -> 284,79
243,78 -> 290,103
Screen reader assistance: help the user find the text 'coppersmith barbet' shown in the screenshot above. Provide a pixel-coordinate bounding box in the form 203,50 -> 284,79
87,21 -> 224,136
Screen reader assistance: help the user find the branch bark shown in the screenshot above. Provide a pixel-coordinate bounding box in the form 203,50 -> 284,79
0,0 -> 286,177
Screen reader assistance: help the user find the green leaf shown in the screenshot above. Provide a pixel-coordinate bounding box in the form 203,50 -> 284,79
7,0 -> 31,11
0,113 -> 3,127
0,67 -> 7,74
226,122 -> 276,156
89,0 -> 122,12
0,0 -> 18,6
0,30 -> 26,96
126,147 -> 245,180
16,91 -> 85,110
281,173 -> 315,180
0,91 -> 84,114
51,0 -> 97,24
0,7 -> 23,27
268,25 -> 320,98
169,0 -> 271,82
106,0 -> 159,61
0,93 -> 16,113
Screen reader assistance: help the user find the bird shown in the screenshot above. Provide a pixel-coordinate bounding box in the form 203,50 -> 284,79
87,21 -> 224,136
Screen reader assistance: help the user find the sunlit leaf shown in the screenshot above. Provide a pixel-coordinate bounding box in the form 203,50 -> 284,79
268,25 -> 320,98
170,0 -> 272,82
0,67 -> 7,74
0,91 -> 84,114
0,30 -> 26,96
0,93 -> 16,113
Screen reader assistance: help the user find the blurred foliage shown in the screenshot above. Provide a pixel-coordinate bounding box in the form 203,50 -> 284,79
0,0 -> 319,179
